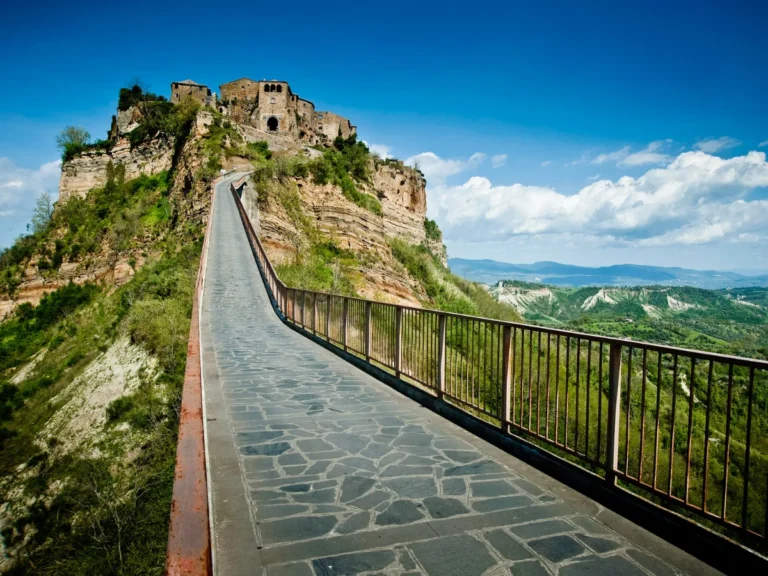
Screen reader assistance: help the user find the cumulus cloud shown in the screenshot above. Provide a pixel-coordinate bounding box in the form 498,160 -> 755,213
491,154 -> 508,168
405,151 -> 485,184
426,150 -> 768,248
0,157 -> 61,246
695,137 -> 740,153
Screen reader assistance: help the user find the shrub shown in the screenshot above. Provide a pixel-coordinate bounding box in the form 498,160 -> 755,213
118,84 -> 167,112
106,395 -> 135,422
126,296 -> 191,374
424,218 -> 441,241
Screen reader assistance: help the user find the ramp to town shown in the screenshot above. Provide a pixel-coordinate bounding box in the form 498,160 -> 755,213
200,176 -> 718,576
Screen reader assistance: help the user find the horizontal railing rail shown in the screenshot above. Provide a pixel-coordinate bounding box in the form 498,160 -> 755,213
231,183 -> 768,550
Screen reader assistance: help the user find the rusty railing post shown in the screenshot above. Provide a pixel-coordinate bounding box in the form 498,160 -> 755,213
437,313 -> 446,398
395,307 -> 403,377
501,324 -> 512,433
342,298 -> 349,350
365,301 -> 372,361
606,343 -> 623,485
313,294 -> 318,335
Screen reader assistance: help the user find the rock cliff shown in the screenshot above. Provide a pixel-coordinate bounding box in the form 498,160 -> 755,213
58,136 -> 173,203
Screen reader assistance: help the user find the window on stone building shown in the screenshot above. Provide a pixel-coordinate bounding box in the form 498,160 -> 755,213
270,97 -> 275,104
264,85 -> 269,92
277,85 -> 282,93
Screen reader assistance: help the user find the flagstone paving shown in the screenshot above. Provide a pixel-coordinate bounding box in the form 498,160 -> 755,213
201,177 -> 718,575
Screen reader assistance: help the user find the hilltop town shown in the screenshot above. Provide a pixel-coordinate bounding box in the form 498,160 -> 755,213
172,78 -> 356,143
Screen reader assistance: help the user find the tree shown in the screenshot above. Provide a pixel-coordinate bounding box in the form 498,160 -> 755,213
30,192 -> 54,235
56,126 -> 90,151
56,126 -> 91,161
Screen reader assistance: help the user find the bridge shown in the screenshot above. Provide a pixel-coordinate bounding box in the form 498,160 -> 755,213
166,174 -> 768,575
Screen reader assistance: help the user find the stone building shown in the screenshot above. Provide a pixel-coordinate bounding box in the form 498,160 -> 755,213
218,77 -> 356,141
171,80 -> 214,106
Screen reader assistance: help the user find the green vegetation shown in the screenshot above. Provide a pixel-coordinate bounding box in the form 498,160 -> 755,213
56,126 -> 92,162
308,135 -> 382,215
0,165 -> 173,300
390,238 -> 520,322
118,84 -> 167,111
489,281 -> 768,360
0,245 -> 199,575
424,218 -> 441,242
0,162 -> 204,573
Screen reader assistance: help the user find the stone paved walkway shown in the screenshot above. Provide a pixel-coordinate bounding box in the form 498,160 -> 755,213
201,177 -> 718,576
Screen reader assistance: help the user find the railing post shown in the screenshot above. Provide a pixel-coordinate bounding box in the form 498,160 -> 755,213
395,307 -> 403,377
437,313 -> 446,398
365,302 -> 372,361
501,325 -> 512,433
606,343 -> 623,486
313,295 -> 318,335
342,298 -> 349,350
326,296 -> 331,340
301,290 -> 306,328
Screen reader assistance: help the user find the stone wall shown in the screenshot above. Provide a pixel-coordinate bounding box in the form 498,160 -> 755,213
220,78 -> 260,124
253,81 -> 293,133
58,137 -> 173,203
315,111 -> 356,140
171,82 -> 212,106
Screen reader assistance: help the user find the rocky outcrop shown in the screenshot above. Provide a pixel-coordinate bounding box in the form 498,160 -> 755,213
58,136 -> 173,203
0,111 -> 213,322
257,161 -> 433,307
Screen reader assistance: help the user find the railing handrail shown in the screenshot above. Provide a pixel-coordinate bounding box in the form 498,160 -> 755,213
229,180 -> 768,371
230,179 -> 768,552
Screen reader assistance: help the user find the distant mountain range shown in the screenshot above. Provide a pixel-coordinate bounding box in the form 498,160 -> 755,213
448,258 -> 768,290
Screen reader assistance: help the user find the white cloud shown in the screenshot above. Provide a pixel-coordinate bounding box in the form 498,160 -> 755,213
591,140 -> 673,167
405,151 -> 485,185
491,154 -> 508,168
592,146 -> 630,165
619,140 -> 673,166
759,140 -> 768,148
587,174 -> 601,181
426,150 -> 768,248
695,137 -> 740,154
0,157 -> 61,247
540,160 -> 552,167
364,142 -> 392,159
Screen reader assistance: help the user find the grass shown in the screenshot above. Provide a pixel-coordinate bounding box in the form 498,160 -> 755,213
0,163 -> 205,573
0,243 -> 200,575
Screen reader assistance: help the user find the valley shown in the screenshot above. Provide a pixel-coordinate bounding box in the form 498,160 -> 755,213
486,280 -> 768,359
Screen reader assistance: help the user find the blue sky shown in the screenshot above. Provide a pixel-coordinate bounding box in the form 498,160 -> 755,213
1,0 -> 767,271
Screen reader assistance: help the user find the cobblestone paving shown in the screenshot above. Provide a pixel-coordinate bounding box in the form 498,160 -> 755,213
203,179 -> 691,575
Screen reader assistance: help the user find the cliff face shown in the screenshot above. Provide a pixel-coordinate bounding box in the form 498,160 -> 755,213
58,136 -> 173,204
256,160 -> 436,307
0,112 -> 212,321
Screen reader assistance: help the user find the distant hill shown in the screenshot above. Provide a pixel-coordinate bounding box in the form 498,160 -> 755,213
486,281 -> 768,357
448,258 -> 768,289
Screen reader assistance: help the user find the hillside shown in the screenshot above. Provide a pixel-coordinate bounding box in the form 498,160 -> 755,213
488,280 -> 768,358
0,80 -> 518,574
450,257 -> 768,289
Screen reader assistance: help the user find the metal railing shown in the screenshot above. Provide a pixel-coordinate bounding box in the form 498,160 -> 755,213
231,184 -> 768,548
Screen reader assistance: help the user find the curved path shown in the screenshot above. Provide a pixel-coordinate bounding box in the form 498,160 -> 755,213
201,177 -> 718,576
